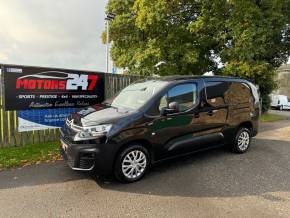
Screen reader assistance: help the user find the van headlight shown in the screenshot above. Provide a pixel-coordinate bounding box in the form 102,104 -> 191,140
74,124 -> 112,141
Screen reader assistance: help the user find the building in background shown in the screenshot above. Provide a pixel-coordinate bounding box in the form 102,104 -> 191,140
274,64 -> 290,97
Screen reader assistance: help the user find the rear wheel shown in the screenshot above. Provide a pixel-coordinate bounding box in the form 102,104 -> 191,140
114,145 -> 149,183
279,105 -> 283,111
232,127 -> 251,153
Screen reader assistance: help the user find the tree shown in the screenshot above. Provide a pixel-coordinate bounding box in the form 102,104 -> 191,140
215,0 -> 290,111
104,0 -> 290,111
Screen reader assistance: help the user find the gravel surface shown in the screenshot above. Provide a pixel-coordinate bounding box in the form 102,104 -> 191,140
0,120 -> 290,218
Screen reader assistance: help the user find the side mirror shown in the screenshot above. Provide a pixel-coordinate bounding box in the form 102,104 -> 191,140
160,102 -> 179,116
168,102 -> 179,111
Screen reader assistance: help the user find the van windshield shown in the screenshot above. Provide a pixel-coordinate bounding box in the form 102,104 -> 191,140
111,80 -> 168,110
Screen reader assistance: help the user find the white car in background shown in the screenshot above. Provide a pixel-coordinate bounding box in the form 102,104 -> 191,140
270,94 -> 290,110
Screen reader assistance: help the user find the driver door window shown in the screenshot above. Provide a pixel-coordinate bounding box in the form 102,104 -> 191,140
147,83 -> 197,116
167,83 -> 197,112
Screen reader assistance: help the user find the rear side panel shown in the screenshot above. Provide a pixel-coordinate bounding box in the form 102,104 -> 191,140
224,81 -> 259,138
226,82 -> 253,122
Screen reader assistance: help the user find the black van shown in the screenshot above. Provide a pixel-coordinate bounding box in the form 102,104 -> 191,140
60,76 -> 260,182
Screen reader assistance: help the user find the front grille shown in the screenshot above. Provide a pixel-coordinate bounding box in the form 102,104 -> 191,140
60,134 -> 72,146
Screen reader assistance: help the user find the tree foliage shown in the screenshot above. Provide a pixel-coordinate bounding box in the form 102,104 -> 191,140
104,0 -> 290,111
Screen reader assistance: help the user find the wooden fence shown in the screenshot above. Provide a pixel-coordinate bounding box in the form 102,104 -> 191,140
0,73 -> 141,147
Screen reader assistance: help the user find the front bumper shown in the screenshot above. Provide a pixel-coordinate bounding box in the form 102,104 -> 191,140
60,135 -> 116,175
60,138 -> 98,171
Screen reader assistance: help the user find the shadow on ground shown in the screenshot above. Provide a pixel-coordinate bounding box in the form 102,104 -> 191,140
0,161 -> 90,189
0,137 -> 289,199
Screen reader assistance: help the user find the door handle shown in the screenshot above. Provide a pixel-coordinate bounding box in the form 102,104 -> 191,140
207,110 -> 218,116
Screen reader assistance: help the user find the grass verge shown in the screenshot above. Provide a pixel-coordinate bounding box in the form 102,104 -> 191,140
261,113 -> 288,122
0,142 -> 62,170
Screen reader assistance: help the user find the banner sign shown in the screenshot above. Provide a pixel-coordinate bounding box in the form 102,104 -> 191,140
17,108 -> 79,132
2,64 -> 105,110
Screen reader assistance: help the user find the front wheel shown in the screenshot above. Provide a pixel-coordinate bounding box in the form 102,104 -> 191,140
114,145 -> 149,183
232,128 -> 251,153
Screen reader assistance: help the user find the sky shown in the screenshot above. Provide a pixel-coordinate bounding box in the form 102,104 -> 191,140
0,0 -> 109,72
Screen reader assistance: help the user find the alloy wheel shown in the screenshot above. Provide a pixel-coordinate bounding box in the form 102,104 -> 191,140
237,131 -> 250,151
121,150 -> 147,179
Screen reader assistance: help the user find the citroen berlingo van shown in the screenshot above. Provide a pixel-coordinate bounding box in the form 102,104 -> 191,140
60,76 -> 260,182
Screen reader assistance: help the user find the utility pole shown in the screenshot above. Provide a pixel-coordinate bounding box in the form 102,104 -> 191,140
105,12 -> 115,74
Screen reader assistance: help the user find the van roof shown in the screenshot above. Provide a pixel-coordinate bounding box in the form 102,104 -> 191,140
156,75 -> 250,83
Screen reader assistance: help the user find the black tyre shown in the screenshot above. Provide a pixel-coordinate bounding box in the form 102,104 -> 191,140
114,145 -> 149,183
232,127 -> 251,153
279,105 -> 283,111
